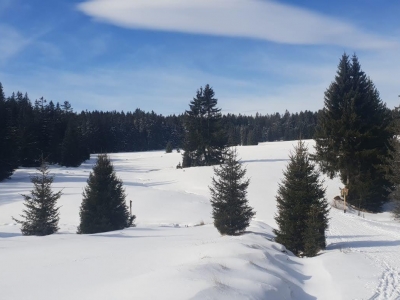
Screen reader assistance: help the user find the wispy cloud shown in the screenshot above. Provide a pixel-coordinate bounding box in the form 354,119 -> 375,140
0,60 -> 332,115
2,49 -> 398,116
0,25 -> 31,62
0,24 -> 57,64
77,0 -> 397,50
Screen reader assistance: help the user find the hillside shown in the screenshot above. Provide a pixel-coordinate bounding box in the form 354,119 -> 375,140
1,140 -> 399,300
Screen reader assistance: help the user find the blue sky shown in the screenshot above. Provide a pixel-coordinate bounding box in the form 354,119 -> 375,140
0,0 -> 399,115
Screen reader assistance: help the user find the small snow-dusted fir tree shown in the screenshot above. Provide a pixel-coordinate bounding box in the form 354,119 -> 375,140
78,154 -> 134,234
274,141 -> 329,257
210,148 -> 255,235
13,160 -> 61,236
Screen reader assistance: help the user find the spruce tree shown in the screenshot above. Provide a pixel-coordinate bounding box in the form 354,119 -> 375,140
182,84 -> 226,167
0,82 -> 12,180
274,141 -> 329,257
314,53 -> 393,212
60,120 -> 89,167
13,159 -> 61,236
165,141 -> 173,153
387,110 -> 400,219
210,148 -> 255,235
78,154 -> 134,234
0,83 -> 19,180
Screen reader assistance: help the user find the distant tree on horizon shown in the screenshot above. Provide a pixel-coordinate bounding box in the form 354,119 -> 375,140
182,84 -> 227,167
210,148 -> 255,235
78,154 -> 134,234
274,141 -> 329,257
165,141 -> 173,153
13,159 -> 62,236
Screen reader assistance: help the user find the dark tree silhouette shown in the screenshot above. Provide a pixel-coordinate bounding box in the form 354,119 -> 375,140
274,141 -> 329,257
78,154 -> 134,234
183,84 -> 226,167
314,53 -> 393,212
210,148 -> 255,235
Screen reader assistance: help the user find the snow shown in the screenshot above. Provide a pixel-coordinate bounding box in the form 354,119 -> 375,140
1,140 -> 400,299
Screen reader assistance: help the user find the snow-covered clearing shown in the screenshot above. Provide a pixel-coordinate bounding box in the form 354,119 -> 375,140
1,140 -> 400,299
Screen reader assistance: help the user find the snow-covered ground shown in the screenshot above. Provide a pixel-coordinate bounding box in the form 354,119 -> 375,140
1,140 -> 400,300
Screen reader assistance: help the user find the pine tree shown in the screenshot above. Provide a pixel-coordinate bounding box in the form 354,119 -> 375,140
0,83 -> 20,180
182,85 -> 226,167
60,120 -> 89,167
13,159 -> 61,236
314,53 -> 393,212
78,154 -> 134,234
165,141 -> 173,153
0,83 -> 13,180
274,141 -> 329,257
210,148 -> 255,235
387,110 -> 400,219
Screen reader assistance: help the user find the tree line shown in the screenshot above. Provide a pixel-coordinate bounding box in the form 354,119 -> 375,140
0,81 -> 319,181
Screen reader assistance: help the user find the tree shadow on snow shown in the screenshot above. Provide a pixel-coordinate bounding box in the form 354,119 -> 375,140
0,232 -> 22,238
328,239 -> 400,250
327,235 -> 377,239
241,158 -> 289,164
123,180 -> 175,188
90,233 -> 164,239
244,230 -> 275,241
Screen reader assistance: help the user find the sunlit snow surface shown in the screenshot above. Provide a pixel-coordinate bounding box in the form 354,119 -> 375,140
1,140 -> 400,300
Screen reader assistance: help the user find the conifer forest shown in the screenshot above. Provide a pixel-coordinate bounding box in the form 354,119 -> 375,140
0,81 -> 319,181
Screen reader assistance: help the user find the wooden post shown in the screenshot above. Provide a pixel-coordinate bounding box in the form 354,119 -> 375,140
341,187 -> 349,213
130,200 -> 132,217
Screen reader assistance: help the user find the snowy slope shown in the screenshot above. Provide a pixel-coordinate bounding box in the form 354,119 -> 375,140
1,140 -> 399,299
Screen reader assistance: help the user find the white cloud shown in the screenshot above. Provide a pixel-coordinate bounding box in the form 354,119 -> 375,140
77,0 -> 397,50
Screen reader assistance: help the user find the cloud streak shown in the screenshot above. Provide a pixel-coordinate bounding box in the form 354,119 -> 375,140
0,25 -> 32,62
0,60 -> 333,116
78,0 -> 397,50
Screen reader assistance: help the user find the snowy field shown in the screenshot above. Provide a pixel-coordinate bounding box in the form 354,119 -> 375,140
1,140 -> 400,300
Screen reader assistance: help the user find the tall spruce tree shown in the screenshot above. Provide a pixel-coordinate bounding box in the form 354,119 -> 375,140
210,148 -> 255,235
60,120 -> 89,167
13,159 -> 61,236
0,83 -> 12,180
182,84 -> 226,167
0,83 -> 19,180
387,109 -> 400,219
78,154 -> 134,234
314,53 -> 393,212
274,141 -> 329,257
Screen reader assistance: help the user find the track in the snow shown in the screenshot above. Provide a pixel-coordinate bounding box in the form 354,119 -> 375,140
327,208 -> 400,300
